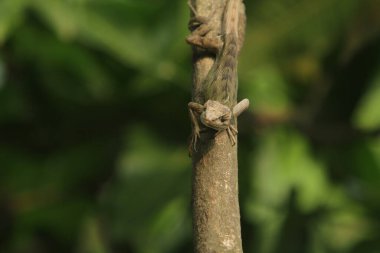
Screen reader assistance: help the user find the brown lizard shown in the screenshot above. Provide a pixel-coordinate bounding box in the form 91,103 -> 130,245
187,0 -> 249,152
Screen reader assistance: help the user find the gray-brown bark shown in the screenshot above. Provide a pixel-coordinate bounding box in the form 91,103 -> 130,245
189,0 -> 245,252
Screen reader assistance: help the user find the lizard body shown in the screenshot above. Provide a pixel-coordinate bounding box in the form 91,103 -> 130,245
187,0 -> 249,151
194,0 -> 240,107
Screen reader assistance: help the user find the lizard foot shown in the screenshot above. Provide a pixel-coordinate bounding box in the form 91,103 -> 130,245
186,3 -> 222,53
216,125 -> 238,146
188,101 -> 205,156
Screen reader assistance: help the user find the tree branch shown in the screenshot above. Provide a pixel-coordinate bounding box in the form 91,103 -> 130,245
189,0 -> 245,252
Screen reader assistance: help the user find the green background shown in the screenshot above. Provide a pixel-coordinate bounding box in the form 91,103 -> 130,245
1,0 -> 380,252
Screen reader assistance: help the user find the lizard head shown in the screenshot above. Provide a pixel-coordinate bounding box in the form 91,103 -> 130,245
200,100 -> 232,131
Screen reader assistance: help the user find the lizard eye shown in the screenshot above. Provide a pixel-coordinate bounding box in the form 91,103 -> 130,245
222,110 -> 231,119
188,21 -> 201,31
221,114 -> 230,122
188,17 -> 206,31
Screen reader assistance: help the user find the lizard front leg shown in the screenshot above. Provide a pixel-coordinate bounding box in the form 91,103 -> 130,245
215,124 -> 238,146
188,102 -> 205,154
226,126 -> 238,145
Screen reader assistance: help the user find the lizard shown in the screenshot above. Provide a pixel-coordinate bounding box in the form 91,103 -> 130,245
187,0 -> 249,152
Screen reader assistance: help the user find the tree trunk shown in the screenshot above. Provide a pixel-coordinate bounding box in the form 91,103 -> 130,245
189,0 -> 245,252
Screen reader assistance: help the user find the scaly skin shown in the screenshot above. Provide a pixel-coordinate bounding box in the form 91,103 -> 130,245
187,0 -> 249,152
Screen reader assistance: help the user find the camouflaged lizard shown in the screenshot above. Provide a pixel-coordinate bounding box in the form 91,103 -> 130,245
187,0 -> 249,152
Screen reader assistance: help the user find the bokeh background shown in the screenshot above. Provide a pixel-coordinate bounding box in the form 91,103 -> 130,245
1,0 -> 380,252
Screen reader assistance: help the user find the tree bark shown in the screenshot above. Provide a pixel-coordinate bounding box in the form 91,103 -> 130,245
189,0 -> 244,252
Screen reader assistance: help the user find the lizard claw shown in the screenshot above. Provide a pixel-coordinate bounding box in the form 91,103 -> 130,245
215,125 -> 238,146
193,130 -> 200,151
188,127 -> 200,157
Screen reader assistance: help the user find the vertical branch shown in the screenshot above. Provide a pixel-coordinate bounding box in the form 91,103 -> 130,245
188,0 -> 245,252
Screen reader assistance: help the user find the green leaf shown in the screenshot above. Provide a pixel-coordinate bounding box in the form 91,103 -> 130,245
247,129 -> 332,212
100,126 -> 191,253
0,0 -> 28,43
242,65 -> 291,114
353,74 -> 380,130
77,216 -> 110,253
32,0 -> 154,67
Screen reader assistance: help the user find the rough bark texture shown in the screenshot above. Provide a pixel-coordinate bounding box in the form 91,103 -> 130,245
189,0 -> 243,252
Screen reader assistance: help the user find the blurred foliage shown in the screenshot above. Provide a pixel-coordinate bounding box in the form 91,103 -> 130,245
1,0 -> 380,252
